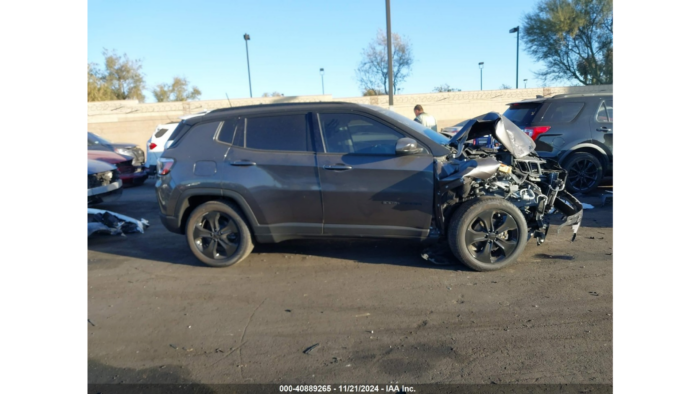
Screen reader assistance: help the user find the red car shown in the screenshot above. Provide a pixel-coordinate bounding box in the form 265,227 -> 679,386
88,150 -> 148,186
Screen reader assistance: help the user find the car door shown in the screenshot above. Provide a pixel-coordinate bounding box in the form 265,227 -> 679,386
314,111 -> 434,238
220,112 -> 323,239
591,98 -> 613,159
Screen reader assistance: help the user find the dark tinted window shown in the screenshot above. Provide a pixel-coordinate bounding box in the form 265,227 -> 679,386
154,124 -> 176,138
181,121 -> 221,143
503,103 -> 543,127
216,119 -> 238,145
319,113 -> 406,155
541,102 -> 584,123
245,114 -> 310,151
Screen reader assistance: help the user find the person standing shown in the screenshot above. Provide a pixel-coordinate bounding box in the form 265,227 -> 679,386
413,105 -> 438,132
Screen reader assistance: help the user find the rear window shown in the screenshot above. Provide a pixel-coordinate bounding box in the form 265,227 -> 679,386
504,103 -> 543,127
541,102 -> 585,123
245,114 -> 311,152
154,127 -> 170,138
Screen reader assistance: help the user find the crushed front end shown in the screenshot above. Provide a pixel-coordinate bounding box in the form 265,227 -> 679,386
434,112 -> 584,245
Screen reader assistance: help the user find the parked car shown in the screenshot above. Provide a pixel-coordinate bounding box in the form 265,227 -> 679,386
146,110 -> 211,174
88,150 -> 148,186
155,102 -> 583,271
88,131 -> 146,167
503,93 -> 613,194
88,159 -> 122,205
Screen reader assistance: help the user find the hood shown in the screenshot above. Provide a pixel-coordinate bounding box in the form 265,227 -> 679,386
88,159 -> 115,175
448,112 -> 536,158
111,143 -> 138,149
88,150 -> 130,165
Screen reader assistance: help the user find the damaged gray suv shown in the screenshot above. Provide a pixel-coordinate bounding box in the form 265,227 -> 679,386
156,103 -> 583,271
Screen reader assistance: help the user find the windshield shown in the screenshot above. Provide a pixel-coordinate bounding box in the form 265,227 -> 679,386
88,132 -> 112,147
364,105 -> 450,145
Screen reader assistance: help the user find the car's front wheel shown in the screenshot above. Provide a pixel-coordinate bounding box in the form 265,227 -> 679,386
448,198 -> 528,271
186,201 -> 254,267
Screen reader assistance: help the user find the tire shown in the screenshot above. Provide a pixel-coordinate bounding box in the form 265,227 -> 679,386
448,198 -> 528,271
562,152 -> 603,194
185,200 -> 254,267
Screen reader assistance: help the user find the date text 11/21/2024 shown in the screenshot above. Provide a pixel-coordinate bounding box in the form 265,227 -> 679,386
279,385 -> 416,392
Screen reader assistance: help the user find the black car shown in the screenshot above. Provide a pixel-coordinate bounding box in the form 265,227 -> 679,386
88,131 -> 146,167
155,103 -> 583,271
504,93 -> 612,194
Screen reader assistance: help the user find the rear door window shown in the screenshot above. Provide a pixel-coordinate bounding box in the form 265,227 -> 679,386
216,119 -> 239,145
503,103 -> 543,127
244,114 -> 312,152
541,102 -> 585,123
596,100 -> 613,123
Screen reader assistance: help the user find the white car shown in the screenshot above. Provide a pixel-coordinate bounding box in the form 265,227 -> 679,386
146,110 -> 211,174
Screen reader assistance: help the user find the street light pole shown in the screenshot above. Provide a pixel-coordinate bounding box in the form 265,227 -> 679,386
320,68 -> 325,95
510,26 -> 520,89
386,0 -> 394,109
509,26 -> 519,89
243,33 -> 252,98
479,62 -> 484,90
321,68 -> 326,96
524,79 -> 528,88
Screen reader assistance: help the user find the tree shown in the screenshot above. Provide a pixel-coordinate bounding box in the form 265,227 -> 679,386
362,88 -> 382,96
500,84 -> 513,89
101,49 -> 146,101
88,63 -> 115,102
261,91 -> 284,97
356,29 -> 413,95
152,77 -> 202,102
522,0 -> 612,85
433,84 -> 461,92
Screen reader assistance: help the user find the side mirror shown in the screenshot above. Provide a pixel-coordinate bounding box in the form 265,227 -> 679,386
395,138 -> 422,155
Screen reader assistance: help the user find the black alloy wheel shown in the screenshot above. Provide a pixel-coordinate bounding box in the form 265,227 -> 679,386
465,209 -> 520,264
193,211 -> 240,260
563,152 -> 603,194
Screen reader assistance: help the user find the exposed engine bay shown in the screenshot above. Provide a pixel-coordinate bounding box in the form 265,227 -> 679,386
435,112 -> 583,244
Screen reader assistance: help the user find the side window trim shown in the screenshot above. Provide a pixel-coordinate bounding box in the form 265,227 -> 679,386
596,100 -> 610,123
313,113 -> 328,153
214,117 -> 241,146
212,121 -> 226,145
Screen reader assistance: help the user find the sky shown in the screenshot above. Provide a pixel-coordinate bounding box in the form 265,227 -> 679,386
88,0 -> 552,102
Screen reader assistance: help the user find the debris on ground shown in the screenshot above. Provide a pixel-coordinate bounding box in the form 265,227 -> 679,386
420,241 -> 458,266
581,203 -> 595,210
88,208 -> 149,237
88,319 -> 96,327
303,343 -> 319,354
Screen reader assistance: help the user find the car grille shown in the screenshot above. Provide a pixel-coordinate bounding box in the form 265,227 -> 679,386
88,170 -> 119,189
116,160 -> 135,174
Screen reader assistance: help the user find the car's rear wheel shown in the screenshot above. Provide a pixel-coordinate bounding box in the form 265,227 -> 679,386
186,201 -> 253,267
448,198 -> 528,271
563,152 -> 603,194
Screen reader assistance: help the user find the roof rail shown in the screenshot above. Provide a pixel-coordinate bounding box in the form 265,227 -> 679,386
550,92 -> 612,99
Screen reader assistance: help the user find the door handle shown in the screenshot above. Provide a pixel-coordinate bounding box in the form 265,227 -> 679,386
323,164 -> 352,171
596,127 -> 611,133
231,160 -> 256,166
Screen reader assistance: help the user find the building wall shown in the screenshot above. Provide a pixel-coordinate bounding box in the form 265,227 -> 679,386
88,85 -> 612,150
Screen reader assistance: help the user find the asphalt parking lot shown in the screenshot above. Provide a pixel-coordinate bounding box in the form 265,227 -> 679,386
88,179 -> 612,385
